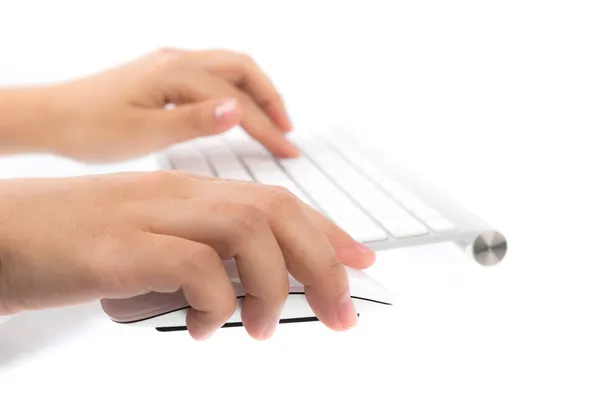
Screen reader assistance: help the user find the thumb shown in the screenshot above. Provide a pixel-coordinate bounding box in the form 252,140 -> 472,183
155,98 -> 243,143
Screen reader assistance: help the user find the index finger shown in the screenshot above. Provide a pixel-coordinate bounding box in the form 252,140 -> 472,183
231,55 -> 293,133
246,186 -> 358,331
164,176 -> 361,331
187,50 -> 293,132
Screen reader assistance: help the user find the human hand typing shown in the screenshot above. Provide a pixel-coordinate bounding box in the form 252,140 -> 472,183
0,48 -> 299,162
0,172 -> 375,340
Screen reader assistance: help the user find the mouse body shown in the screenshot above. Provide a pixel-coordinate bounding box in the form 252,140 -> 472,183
100,260 -> 394,332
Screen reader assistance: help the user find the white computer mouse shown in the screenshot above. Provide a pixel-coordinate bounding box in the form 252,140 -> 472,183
100,259 -> 394,332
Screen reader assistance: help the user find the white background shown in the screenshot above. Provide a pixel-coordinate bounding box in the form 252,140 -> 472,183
1,1 -> 599,407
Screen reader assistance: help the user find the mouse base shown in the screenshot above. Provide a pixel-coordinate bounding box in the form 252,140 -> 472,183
154,314 -> 360,332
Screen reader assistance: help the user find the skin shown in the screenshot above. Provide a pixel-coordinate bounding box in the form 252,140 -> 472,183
0,48 -> 375,340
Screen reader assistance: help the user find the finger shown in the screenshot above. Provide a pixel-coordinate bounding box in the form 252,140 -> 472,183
143,199 -> 289,340
177,242 -> 238,341
116,233 -> 238,340
188,50 -> 293,132
299,201 -> 376,269
169,180 -> 359,331
150,98 -> 243,146
260,189 -> 357,330
260,188 -> 358,331
167,63 -> 299,158
153,171 -> 375,269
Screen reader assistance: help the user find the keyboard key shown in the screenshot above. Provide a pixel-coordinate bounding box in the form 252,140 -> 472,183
163,129 -> 459,244
318,134 -> 397,186
331,217 -> 388,242
167,143 -> 214,176
278,155 -> 388,241
245,163 -> 312,205
424,217 -> 456,232
217,169 -> 254,181
381,216 -> 428,238
199,139 -> 254,181
399,194 -> 443,219
226,137 -> 314,204
290,134 -> 428,238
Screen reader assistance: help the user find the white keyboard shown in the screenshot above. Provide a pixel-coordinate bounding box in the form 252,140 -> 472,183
157,127 -> 507,266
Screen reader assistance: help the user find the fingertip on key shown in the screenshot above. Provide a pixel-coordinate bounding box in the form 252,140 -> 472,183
282,142 -> 301,157
336,242 -> 377,270
355,242 -> 376,260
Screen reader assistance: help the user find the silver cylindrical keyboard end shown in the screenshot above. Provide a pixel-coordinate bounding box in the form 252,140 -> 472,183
458,230 -> 508,267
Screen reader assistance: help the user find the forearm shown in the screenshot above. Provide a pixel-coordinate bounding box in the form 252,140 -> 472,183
0,86 -> 62,155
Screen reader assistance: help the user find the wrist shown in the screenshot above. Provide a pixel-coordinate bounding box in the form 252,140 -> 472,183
0,85 -> 69,155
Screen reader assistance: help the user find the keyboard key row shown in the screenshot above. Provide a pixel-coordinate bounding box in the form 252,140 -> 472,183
312,131 -> 457,233
198,137 -> 389,242
167,143 -> 213,176
277,155 -> 388,242
198,139 -> 254,182
164,129 -> 457,242
289,132 -> 429,237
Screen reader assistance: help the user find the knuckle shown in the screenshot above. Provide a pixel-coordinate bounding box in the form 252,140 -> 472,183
152,47 -> 187,74
144,169 -> 187,186
156,46 -> 180,55
231,90 -> 253,105
205,49 -> 232,59
270,185 -> 293,195
227,52 -> 254,76
182,106 -> 206,131
213,201 -> 269,235
231,203 -> 268,235
265,186 -> 300,214
234,52 -> 254,65
181,244 -> 220,275
324,256 -> 345,281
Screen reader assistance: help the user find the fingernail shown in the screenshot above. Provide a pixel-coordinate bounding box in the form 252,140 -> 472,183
355,242 -> 374,255
337,293 -> 357,329
284,143 -> 301,156
215,98 -> 238,118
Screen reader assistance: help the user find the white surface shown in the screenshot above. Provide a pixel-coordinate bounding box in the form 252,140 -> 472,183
1,1 -> 599,407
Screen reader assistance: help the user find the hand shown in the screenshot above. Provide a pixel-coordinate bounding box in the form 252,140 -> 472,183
0,171 -> 375,340
0,48 -> 299,163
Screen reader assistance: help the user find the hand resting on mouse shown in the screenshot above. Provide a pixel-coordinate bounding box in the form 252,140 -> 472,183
0,172 -> 375,340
